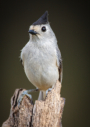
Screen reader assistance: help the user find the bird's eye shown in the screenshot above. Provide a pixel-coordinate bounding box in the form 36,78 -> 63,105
41,26 -> 46,32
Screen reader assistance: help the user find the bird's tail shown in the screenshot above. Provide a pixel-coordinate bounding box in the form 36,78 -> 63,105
38,91 -> 46,100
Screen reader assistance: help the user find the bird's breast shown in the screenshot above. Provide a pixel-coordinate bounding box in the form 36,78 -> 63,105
21,44 -> 59,90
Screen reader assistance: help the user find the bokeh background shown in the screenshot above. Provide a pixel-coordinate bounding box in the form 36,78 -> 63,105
0,0 -> 90,126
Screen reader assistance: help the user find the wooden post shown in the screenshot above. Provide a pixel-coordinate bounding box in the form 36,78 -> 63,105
2,81 -> 65,127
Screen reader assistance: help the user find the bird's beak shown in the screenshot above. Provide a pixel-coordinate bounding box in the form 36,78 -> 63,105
28,30 -> 38,35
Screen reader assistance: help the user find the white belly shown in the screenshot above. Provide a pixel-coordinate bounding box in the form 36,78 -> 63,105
24,56 -> 59,91
21,42 -> 59,90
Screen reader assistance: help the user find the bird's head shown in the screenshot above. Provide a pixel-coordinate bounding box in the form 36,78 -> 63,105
28,11 -> 56,43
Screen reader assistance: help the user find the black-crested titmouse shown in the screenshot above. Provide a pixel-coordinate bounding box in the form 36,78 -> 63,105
20,11 -> 62,101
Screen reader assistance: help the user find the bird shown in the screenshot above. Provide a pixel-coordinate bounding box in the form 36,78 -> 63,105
20,11 -> 62,101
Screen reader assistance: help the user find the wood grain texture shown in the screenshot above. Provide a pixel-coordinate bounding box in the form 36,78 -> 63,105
2,81 -> 65,127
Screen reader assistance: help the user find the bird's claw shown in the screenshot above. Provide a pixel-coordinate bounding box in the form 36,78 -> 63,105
17,90 -> 32,107
46,88 -> 52,96
17,88 -> 39,107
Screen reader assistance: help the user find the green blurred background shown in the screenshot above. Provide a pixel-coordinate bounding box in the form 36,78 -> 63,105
0,0 -> 90,127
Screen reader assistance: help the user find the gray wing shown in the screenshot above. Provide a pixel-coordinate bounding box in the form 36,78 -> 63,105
56,45 -> 63,83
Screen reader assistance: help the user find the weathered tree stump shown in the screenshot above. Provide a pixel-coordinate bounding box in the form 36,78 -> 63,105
2,81 -> 65,127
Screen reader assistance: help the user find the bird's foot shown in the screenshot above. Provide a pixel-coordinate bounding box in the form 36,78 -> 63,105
46,88 -> 52,96
18,88 -> 39,107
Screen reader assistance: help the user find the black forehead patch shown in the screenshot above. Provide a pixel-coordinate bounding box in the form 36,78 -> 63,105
32,11 -> 48,25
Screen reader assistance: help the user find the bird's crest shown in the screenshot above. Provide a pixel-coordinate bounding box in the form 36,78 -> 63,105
32,11 -> 48,25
